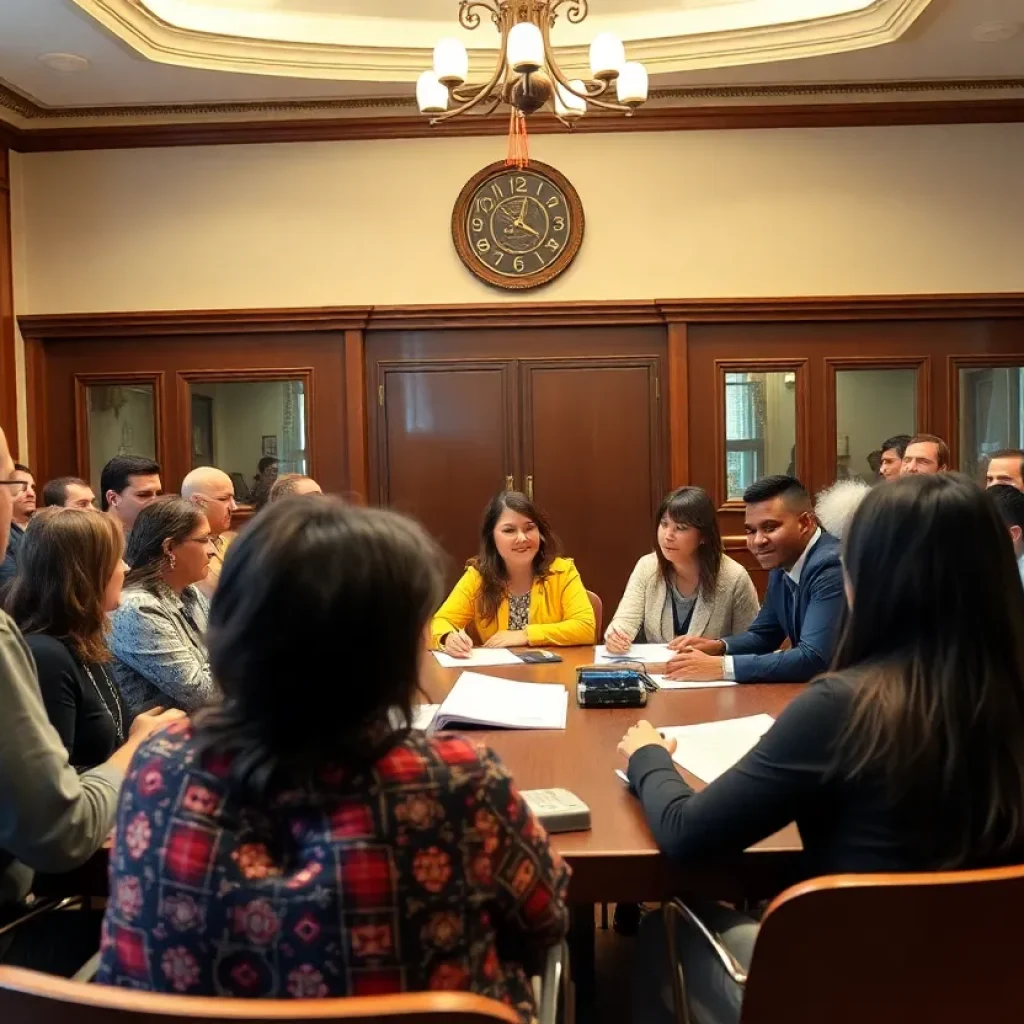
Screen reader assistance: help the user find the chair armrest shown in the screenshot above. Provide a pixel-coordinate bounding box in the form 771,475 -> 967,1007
531,941 -> 570,1024
0,896 -> 82,940
72,951 -> 101,983
665,900 -> 749,987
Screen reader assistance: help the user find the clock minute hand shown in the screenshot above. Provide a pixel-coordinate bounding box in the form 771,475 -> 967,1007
512,202 -> 541,237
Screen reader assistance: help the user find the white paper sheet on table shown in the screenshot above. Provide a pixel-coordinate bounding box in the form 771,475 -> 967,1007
660,713 -> 776,783
594,643 -> 674,665
433,647 -> 524,669
432,671 -> 568,731
648,675 -> 737,690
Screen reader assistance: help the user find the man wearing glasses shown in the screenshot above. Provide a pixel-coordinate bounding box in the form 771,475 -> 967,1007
0,463 -> 35,589
181,466 -> 238,599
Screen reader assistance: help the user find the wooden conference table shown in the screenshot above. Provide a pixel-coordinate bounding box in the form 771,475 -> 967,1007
39,647 -> 805,907
422,646 -> 805,906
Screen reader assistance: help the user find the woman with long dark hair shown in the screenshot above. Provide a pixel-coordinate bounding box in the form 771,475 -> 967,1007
109,496 -> 215,716
7,507 -> 129,768
605,486 -> 759,652
620,473 -> 1024,1024
98,498 -> 570,1018
432,490 -> 595,656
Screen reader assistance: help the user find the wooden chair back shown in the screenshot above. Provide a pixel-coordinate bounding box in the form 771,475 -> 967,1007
0,968 -> 521,1024
740,862 -> 1024,1024
585,590 -> 603,640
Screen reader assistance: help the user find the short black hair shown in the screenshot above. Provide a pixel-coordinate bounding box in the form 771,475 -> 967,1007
257,456 -> 278,474
881,435 -> 912,459
99,455 -> 161,512
42,476 -> 89,507
743,474 -> 811,510
13,464 -> 31,475
988,484 -> 1024,531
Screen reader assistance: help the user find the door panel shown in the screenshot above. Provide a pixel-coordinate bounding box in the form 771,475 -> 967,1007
519,358 -> 662,620
377,361 -> 516,576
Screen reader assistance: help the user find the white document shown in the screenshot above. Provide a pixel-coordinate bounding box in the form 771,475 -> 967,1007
648,675 -> 737,691
433,647 -> 524,669
594,643 -> 674,665
661,713 -> 776,783
433,672 -> 568,731
411,704 -> 440,730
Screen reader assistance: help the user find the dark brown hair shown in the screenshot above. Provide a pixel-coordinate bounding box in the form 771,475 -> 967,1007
654,487 -> 722,600
470,491 -> 560,625
907,433 -> 950,469
124,496 -> 205,592
195,497 -> 444,795
834,472 -> 1024,868
6,507 -> 123,663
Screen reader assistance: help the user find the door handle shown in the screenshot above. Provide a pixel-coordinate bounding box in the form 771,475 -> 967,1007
525,475 -> 534,500
505,475 -> 514,492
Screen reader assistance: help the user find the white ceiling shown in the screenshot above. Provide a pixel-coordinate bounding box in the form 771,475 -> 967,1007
0,0 -> 1021,110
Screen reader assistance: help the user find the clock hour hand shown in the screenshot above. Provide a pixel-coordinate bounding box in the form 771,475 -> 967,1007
512,201 -> 540,237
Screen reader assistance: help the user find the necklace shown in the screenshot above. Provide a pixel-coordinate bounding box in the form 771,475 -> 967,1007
83,663 -> 125,745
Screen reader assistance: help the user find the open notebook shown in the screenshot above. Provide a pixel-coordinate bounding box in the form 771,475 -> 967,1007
419,672 -> 568,731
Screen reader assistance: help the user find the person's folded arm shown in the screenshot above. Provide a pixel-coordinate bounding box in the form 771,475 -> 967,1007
430,568 -> 481,648
112,603 -> 214,711
627,678 -> 850,862
0,619 -> 120,874
524,562 -> 596,648
720,586 -> 786,657
730,569 -> 845,683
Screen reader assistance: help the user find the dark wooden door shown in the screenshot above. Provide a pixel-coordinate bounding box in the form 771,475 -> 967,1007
375,360 -> 517,579
519,357 -> 662,620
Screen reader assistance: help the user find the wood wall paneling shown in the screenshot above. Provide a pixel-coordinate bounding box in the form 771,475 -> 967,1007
343,329 -> 369,503
0,147 -> 16,458
519,356 -> 663,616
37,333 -> 347,497
666,321 -> 689,488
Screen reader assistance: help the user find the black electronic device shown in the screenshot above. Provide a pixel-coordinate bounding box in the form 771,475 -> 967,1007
575,665 -> 656,708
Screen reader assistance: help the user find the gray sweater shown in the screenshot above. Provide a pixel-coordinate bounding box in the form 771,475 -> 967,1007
0,611 -> 121,907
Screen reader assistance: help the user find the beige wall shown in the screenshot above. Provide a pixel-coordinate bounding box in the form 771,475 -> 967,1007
8,122 -> 1024,453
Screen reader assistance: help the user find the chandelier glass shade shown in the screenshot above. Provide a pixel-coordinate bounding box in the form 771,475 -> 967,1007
416,1 -> 649,127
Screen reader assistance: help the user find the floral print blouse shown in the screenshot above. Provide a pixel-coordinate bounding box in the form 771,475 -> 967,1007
97,720 -> 571,1021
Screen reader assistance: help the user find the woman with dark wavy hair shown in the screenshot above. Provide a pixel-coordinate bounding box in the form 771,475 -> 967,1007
621,473 -> 1024,1024
432,490 -> 595,656
98,497 -> 569,1018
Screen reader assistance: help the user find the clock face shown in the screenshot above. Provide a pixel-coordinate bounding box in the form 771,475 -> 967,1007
452,161 -> 584,290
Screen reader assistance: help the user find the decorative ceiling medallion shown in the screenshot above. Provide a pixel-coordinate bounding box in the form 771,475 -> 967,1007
69,0 -> 935,83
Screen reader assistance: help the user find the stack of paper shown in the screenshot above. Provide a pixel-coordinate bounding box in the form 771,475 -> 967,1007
648,675 -> 736,691
660,713 -> 776,783
411,704 -> 440,730
430,672 -> 568,731
433,648 -> 524,669
594,643 -> 674,665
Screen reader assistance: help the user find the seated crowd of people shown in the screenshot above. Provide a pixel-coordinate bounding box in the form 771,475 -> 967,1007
1,426 -> 1024,1024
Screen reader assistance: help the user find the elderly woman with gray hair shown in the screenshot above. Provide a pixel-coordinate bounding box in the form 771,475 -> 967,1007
109,496 -> 216,718
814,478 -> 872,541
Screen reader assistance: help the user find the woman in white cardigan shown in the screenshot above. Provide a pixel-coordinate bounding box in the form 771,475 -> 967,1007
606,486 -> 759,651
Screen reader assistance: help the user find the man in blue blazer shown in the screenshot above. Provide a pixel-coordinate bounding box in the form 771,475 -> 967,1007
665,475 -> 844,683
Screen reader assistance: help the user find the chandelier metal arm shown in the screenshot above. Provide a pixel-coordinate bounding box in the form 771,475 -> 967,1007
431,11 -> 511,124
539,14 -> 632,113
547,0 -> 589,25
458,0 -> 501,30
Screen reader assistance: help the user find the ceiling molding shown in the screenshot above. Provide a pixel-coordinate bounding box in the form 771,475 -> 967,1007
6,97 -> 1023,152
71,0 -> 935,83
4,77 -> 1023,124
18,294 -> 1024,339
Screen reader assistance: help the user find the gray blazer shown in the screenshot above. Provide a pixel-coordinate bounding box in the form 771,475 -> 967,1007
110,583 -> 214,718
606,552 -> 760,643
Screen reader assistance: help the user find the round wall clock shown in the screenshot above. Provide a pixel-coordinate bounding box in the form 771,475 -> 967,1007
452,160 -> 585,290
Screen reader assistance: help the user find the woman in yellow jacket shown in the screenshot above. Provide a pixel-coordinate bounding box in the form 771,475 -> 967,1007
432,491 -> 596,655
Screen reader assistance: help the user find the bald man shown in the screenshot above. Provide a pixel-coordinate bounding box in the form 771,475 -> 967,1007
181,467 -> 238,599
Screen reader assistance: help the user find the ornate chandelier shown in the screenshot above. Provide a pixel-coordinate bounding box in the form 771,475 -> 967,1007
416,1 -> 649,127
